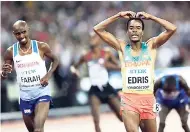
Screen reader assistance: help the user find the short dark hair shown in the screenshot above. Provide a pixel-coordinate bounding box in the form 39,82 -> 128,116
165,76 -> 177,86
126,18 -> 145,30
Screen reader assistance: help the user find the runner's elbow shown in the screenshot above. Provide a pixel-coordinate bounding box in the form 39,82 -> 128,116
93,26 -> 103,33
93,26 -> 99,31
172,25 -> 177,31
170,25 -> 177,33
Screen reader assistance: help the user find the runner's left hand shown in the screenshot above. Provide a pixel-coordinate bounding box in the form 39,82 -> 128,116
136,12 -> 152,20
40,74 -> 50,87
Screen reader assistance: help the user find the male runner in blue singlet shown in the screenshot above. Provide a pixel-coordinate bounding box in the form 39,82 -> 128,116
154,74 -> 190,132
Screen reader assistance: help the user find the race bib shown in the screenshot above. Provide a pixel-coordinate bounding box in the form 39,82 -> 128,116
126,67 -> 151,91
153,103 -> 161,113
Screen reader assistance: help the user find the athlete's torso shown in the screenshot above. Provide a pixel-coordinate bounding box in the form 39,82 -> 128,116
84,49 -> 109,87
13,40 -> 50,100
118,42 -> 157,94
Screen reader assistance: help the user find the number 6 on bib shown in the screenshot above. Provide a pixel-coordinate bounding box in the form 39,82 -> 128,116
153,103 -> 161,113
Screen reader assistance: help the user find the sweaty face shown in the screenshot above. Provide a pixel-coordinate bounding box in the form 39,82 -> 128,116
127,20 -> 143,43
13,25 -> 29,45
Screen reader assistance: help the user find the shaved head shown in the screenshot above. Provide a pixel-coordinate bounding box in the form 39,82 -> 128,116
12,20 -> 30,45
13,20 -> 28,31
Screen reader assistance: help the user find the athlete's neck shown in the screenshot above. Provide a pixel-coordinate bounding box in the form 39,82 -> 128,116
19,39 -> 31,49
130,41 -> 142,51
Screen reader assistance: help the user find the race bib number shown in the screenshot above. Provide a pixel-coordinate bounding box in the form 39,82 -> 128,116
126,67 -> 151,91
153,103 -> 161,113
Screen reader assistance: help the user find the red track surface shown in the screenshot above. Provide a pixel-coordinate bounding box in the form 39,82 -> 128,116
1,110 -> 189,132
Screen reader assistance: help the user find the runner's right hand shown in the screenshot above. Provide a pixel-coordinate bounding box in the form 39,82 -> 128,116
1,63 -> 12,77
119,11 -> 136,19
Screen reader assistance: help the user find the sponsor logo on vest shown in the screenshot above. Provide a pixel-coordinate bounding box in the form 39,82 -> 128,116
21,69 -> 36,75
16,60 -> 21,63
39,99 -> 47,102
17,61 -> 39,68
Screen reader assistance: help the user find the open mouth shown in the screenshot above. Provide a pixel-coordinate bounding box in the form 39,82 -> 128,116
20,38 -> 26,42
131,35 -> 138,38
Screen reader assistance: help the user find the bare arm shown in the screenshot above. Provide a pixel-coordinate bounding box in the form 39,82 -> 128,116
179,76 -> 190,96
94,11 -> 136,51
108,51 -> 118,65
154,78 -> 162,95
104,51 -> 120,71
1,47 -> 13,80
73,55 -> 85,69
40,42 -> 59,77
137,12 -> 177,48
151,16 -> 177,48
70,55 -> 86,76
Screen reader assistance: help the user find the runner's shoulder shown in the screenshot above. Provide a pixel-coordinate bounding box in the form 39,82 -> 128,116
36,41 -> 49,48
117,39 -> 126,52
3,46 -> 13,59
7,45 -> 14,52
36,41 -> 50,52
118,39 -> 126,46
146,37 -> 156,49
6,46 -> 13,56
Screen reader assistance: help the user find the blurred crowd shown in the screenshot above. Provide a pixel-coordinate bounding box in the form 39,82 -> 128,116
1,1 -> 190,112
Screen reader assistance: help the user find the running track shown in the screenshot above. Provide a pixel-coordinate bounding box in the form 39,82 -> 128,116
1,110 -> 189,132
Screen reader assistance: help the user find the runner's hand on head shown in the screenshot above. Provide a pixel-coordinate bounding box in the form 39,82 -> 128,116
119,11 -> 136,19
136,12 -> 152,20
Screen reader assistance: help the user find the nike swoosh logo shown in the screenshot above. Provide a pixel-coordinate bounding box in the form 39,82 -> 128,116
16,60 -> 21,63
39,99 -> 47,102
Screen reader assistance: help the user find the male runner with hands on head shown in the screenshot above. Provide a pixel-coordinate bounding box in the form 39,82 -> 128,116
1,20 -> 59,132
94,11 -> 177,132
